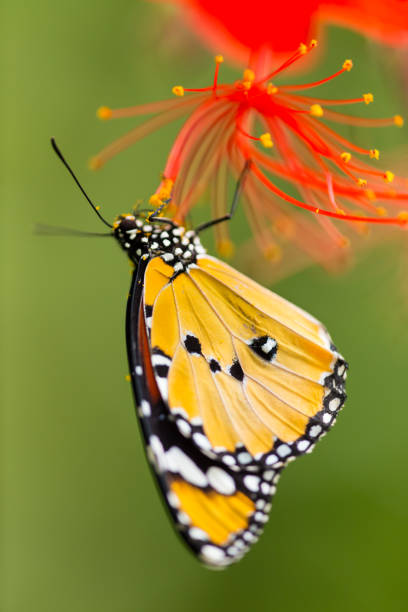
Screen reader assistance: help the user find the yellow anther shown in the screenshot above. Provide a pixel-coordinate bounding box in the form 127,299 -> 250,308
149,194 -> 163,206
309,39 -> 318,48
89,156 -> 103,171
394,114 -> 404,127
315,208 -> 320,214
336,208 -> 346,216
397,211 -> 408,221
242,80 -> 252,90
376,207 -> 387,216
383,170 -> 395,183
217,239 -> 235,258
215,54 -> 224,64
97,106 -> 113,120
172,86 -> 184,97
267,83 -> 278,95
298,43 -> 308,55
95,205 -> 101,211
369,149 -> 380,160
125,374 -> 131,382
340,152 -> 351,163
342,59 -> 353,71
363,93 -> 373,104
243,69 -> 255,83
263,244 -> 282,262
259,133 -> 274,148
158,188 -> 171,200
310,104 -> 324,117
365,189 -> 376,201
357,178 -> 367,187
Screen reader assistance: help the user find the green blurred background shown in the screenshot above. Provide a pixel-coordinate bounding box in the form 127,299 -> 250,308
3,1 -> 408,611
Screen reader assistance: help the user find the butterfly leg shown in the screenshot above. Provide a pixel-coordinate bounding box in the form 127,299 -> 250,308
195,160 -> 252,233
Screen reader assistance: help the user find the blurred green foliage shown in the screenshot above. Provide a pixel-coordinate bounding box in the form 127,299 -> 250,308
3,1 -> 408,611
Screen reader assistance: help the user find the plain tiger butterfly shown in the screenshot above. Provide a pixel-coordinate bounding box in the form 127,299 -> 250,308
51,139 -> 347,568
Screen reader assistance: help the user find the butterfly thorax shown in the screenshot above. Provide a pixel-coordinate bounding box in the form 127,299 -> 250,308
113,214 -> 206,266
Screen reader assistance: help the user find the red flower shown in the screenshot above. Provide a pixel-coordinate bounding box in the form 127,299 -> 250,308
92,44 -> 408,270
161,0 -> 408,65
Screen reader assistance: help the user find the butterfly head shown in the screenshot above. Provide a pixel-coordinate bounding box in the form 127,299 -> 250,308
112,213 -> 206,265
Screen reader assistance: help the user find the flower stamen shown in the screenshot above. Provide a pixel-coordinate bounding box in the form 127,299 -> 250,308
310,104 -> 324,117
172,86 -> 185,97
214,54 -> 224,88
93,44 -> 408,266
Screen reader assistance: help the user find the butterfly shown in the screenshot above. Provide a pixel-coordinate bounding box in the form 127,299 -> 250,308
51,139 -> 347,568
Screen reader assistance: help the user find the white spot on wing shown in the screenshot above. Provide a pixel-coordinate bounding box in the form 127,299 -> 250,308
190,416 -> 203,426
309,424 -> 322,438
139,400 -> 151,417
207,467 -> 236,495
149,435 -> 166,472
222,455 -> 236,466
167,491 -> 180,508
277,444 -> 291,458
265,454 -> 279,465
329,397 -> 341,412
262,337 -> 276,353
189,527 -> 209,541
201,545 -> 226,565
177,511 -> 191,525
177,419 -> 192,437
165,447 -> 208,487
237,452 -> 252,465
151,354 -> 171,367
156,377 -> 168,401
297,440 -> 310,452
193,432 -> 212,450
244,475 -> 261,493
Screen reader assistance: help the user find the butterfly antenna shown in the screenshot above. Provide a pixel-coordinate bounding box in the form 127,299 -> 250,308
35,223 -> 112,237
51,138 -> 112,229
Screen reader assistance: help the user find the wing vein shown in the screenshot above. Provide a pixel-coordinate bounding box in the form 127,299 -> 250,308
186,267 -> 328,386
195,257 -> 333,352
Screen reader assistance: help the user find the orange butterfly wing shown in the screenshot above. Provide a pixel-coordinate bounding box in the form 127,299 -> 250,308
127,259 -> 283,568
145,255 -> 347,468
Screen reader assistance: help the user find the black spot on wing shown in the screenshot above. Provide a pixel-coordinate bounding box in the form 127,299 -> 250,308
229,360 -> 244,381
184,334 -> 202,355
249,336 -> 277,362
155,364 -> 169,378
209,358 -> 221,373
145,304 -> 153,318
151,347 -> 171,379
